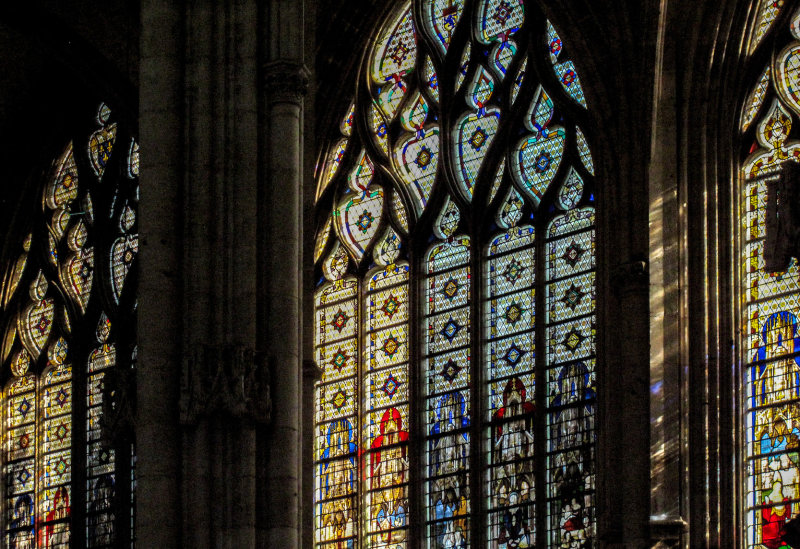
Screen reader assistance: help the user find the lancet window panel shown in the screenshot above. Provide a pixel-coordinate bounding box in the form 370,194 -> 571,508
740,5 -> 800,548
311,0 -> 598,547
0,102 -> 137,548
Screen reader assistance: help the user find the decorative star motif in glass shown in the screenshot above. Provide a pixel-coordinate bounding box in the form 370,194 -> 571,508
330,348 -> 350,372
440,316 -> 463,342
549,35 -> 562,58
16,467 -> 31,486
55,457 -> 68,476
331,389 -> 349,410
502,258 -> 525,284
562,240 -> 585,268
356,211 -> 375,233
380,374 -> 401,398
55,423 -> 69,441
469,127 -> 487,150
332,309 -> 350,332
503,301 -> 524,325
18,397 -> 30,418
560,283 -> 586,311
123,245 -> 136,265
439,358 -> 463,383
535,152 -> 551,173
382,335 -> 400,357
493,0 -> 514,24
562,326 -> 586,353
415,146 -> 433,169
390,41 -> 411,66
501,342 -> 527,368
55,388 -> 69,408
79,259 -> 92,282
442,278 -> 460,300
560,68 -> 577,87
36,314 -> 51,335
380,294 -> 402,318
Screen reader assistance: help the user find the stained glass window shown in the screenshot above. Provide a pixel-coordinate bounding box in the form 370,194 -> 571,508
0,102 -> 137,547
741,7 -> 800,548
313,1 -> 596,546
751,0 -> 785,53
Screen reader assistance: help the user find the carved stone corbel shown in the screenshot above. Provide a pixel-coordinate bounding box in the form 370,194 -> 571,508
649,517 -> 687,549
610,258 -> 648,295
264,60 -> 310,104
179,344 -> 272,425
303,358 -> 322,382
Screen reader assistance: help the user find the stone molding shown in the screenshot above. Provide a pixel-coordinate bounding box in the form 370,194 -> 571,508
180,344 -> 271,425
264,60 -> 310,104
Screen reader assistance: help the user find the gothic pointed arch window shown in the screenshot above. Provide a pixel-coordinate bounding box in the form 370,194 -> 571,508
0,101 -> 138,548
738,3 -> 800,547
313,1 -> 596,547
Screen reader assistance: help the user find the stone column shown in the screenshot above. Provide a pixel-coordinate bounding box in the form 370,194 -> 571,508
648,2 -> 689,546
177,0 -> 264,547
605,261 -> 652,548
259,1 -> 309,545
139,1 -> 269,547
137,2 -> 183,546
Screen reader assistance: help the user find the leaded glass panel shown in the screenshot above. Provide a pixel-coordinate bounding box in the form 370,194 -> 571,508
312,1 -> 597,547
0,101 -> 137,547
740,9 -> 800,548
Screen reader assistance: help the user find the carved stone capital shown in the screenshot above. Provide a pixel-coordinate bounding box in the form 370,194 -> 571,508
264,60 -> 310,104
610,259 -> 648,295
180,344 -> 271,425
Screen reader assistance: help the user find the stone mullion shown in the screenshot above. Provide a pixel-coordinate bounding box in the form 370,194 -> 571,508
469,215 -> 484,549
534,219 -> 547,549
408,244 -> 423,549
357,274 -> 365,548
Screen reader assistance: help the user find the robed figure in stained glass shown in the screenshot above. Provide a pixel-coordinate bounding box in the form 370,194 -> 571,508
320,419 -> 358,545
88,474 -> 115,545
370,407 -> 409,542
430,391 -> 469,549
492,377 -> 535,548
40,486 -> 70,548
753,311 -> 800,548
9,495 -> 33,549
550,361 -> 594,548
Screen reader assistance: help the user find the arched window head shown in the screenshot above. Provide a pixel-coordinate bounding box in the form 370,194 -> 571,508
739,4 -> 800,548
313,1 -> 597,547
0,101 -> 137,548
